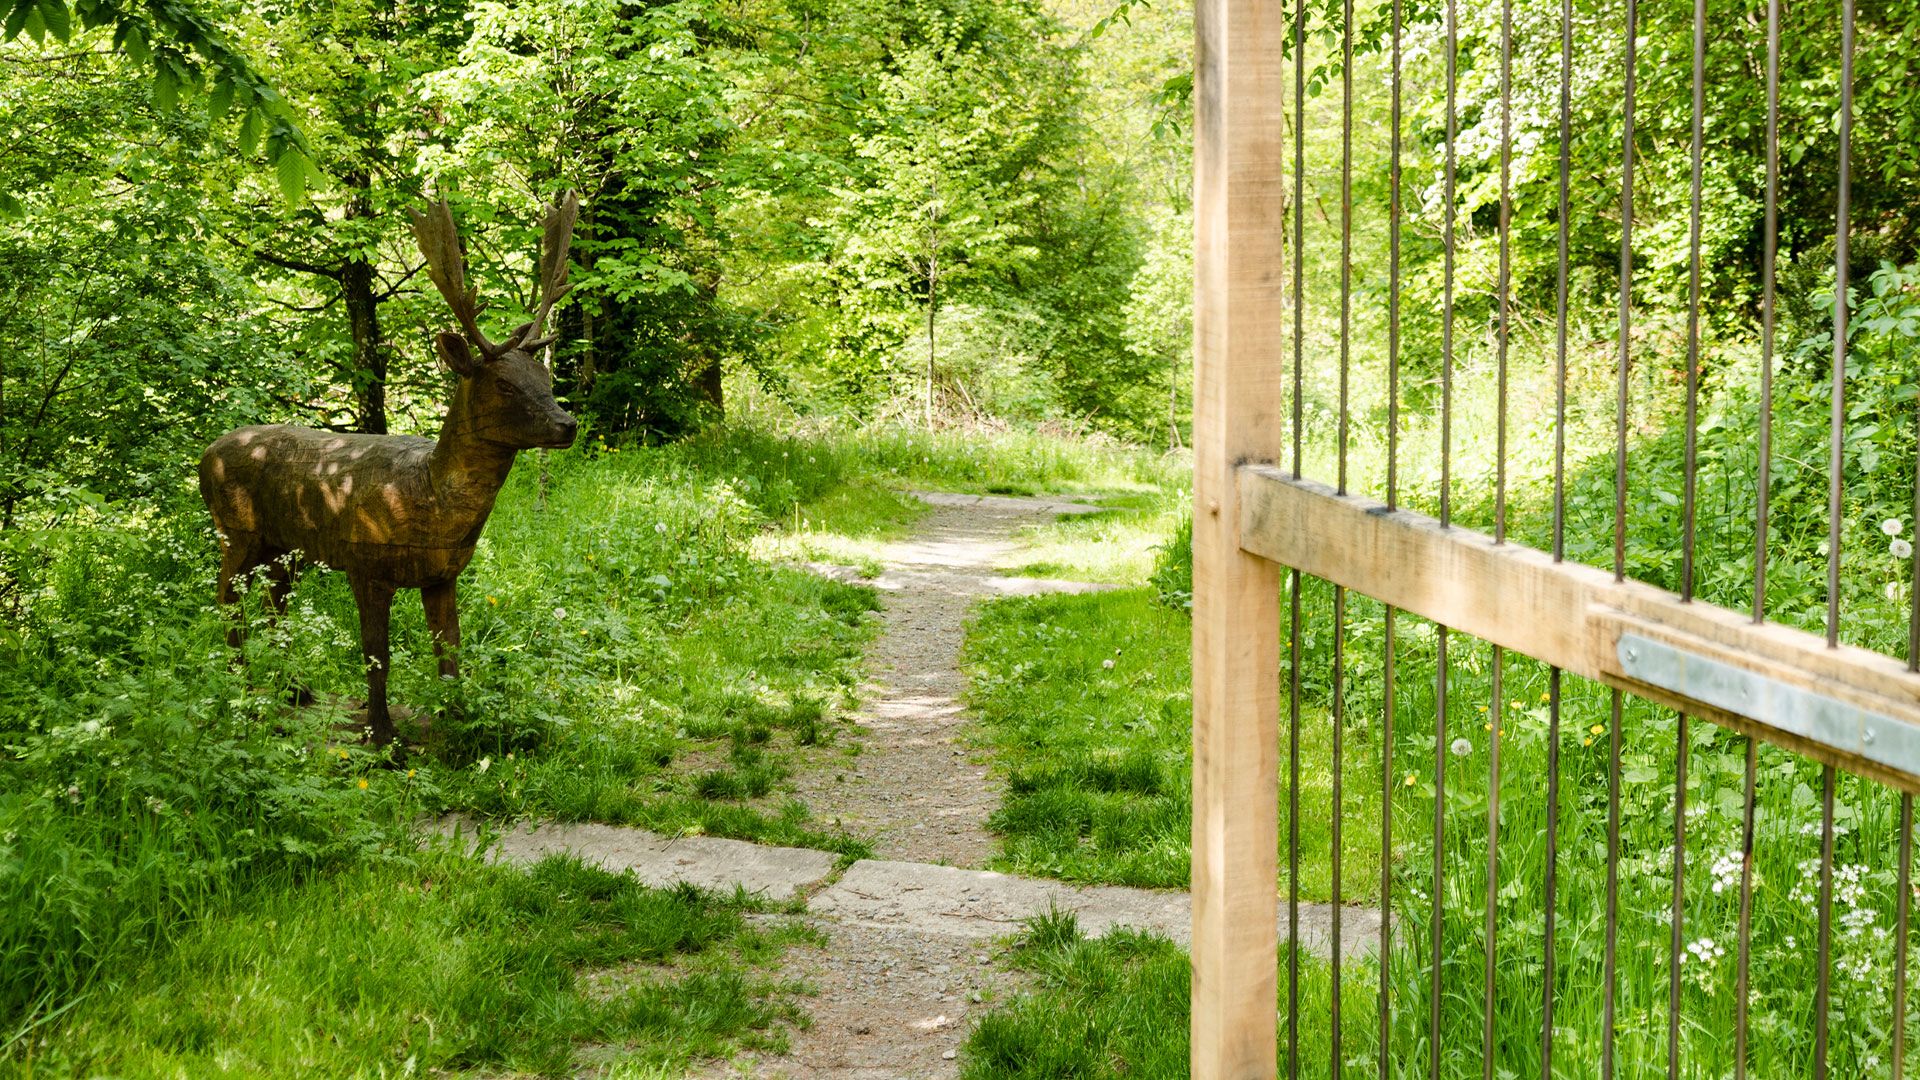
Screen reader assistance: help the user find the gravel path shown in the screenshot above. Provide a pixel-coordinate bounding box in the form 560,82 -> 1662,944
786,492 -> 1114,869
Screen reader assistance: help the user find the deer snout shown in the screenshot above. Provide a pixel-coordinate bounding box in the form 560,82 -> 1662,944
545,411 -> 579,449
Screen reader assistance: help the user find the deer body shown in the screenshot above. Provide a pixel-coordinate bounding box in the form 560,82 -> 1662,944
204,196 -> 579,745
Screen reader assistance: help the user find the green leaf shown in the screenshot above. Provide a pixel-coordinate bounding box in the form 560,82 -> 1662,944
35,0 -> 65,40
0,192 -> 23,220
274,146 -> 311,203
1,0 -> 31,39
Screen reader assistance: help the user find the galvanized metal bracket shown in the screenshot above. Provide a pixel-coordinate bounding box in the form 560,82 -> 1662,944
1617,632 -> 1920,777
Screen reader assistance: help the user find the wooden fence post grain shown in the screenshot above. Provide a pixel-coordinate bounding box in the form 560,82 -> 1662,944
1191,0 -> 1286,1070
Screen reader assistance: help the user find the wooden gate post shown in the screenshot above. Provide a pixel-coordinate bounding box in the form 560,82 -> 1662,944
1191,0 -> 1287,1071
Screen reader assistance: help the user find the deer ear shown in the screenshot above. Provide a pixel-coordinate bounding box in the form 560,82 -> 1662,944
436,331 -> 479,376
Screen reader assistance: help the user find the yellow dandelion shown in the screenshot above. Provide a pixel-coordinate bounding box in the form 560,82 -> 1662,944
337,749 -> 349,761
1582,737 -> 1593,747
1509,700 -> 1523,710
1499,729 -> 1506,738
1539,692 -> 1550,702
357,778 -> 368,790
487,595 -> 499,606
1484,722 -> 1493,732
1477,704 -> 1488,713
407,769 -> 416,779
1403,773 -> 1417,787
1590,724 -> 1605,735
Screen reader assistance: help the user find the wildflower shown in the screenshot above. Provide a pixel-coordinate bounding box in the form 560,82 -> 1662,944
1509,701 -> 1522,710
1894,539 -> 1913,559
1582,737 -> 1593,747
487,595 -> 498,606
477,756 -> 492,774
656,522 -> 668,534
1484,722 -> 1493,732
357,778 -> 369,791
1477,704 -> 1488,713
1590,724 -> 1605,735
1449,737 -> 1472,757
1539,692 -> 1549,702
338,748 -> 350,761
1886,519 -> 1905,537
407,769 -> 416,779
1101,658 -> 1115,670
553,607 -> 568,621
1403,773 -> 1417,787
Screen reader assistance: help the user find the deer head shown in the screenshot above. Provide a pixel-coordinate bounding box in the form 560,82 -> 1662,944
410,194 -> 581,451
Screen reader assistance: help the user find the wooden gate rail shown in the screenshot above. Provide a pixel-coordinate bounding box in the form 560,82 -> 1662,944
1240,467 -> 1920,795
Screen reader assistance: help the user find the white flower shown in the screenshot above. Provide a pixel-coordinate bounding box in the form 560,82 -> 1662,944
1885,518 -> 1905,537
1449,737 -> 1472,757
1888,581 -> 1904,601
655,522 -> 668,534
553,607 -> 568,621
1101,658 -> 1115,670
1894,539 -> 1913,559
477,757 -> 492,773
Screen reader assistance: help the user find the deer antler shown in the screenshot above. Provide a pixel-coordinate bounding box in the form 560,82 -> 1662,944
518,191 -> 579,353
409,199 -> 502,359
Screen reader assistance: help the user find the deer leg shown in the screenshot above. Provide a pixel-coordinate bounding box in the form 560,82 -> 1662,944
350,577 -> 398,745
216,535 -> 264,654
264,554 -> 315,705
421,581 -> 460,680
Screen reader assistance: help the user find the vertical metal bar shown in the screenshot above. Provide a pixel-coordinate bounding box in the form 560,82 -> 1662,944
1381,0 -> 1404,1057
1440,0 -> 1457,529
1602,691 -> 1624,1079
1894,794 -> 1913,1078
1289,569 -> 1303,1080
1380,605 -> 1395,1080
1667,713 -> 1688,1079
1911,395 -> 1920,666
1484,647 -> 1502,1079
1543,6 -> 1572,1061
1338,0 -> 1352,499
1825,0 -> 1854,648
1291,0 -> 1305,483
1386,0 -> 1403,513
1681,0 -> 1706,602
1552,0 -> 1571,568
1332,586 -> 1346,1079
1432,625 -> 1449,1080
1753,0 -> 1781,623
1813,764 -> 1837,1078
1542,669 -> 1563,1078
1494,0 -> 1512,547
1733,737 -> 1758,1080
1330,0 -> 1352,1065
1603,1 -> 1636,1068
1614,0 -> 1638,587
1286,0 -> 1305,1067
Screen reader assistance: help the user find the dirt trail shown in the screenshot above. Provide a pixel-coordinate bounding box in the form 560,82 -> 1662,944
789,491 -> 1113,869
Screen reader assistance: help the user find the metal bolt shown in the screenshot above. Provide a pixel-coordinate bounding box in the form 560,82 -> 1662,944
1625,647 -> 1639,663
1865,727 -> 1877,745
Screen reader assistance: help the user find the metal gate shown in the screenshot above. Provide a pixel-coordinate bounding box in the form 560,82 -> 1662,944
1190,0 -> 1918,1072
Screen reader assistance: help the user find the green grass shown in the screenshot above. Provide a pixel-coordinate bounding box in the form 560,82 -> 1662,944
963,587 -> 1384,899
996,496 -> 1185,585
8,852 -> 812,1077
962,911 -> 1375,1080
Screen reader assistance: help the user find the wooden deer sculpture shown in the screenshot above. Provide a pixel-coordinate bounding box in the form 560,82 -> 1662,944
200,194 -> 580,745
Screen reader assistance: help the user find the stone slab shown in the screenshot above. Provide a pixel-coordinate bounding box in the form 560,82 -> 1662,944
436,817 -> 840,902
811,859 -> 1380,959
910,491 -> 1107,515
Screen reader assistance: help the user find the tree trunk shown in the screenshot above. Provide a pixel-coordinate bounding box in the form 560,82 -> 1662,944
698,357 -> 724,417
341,256 -> 387,435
